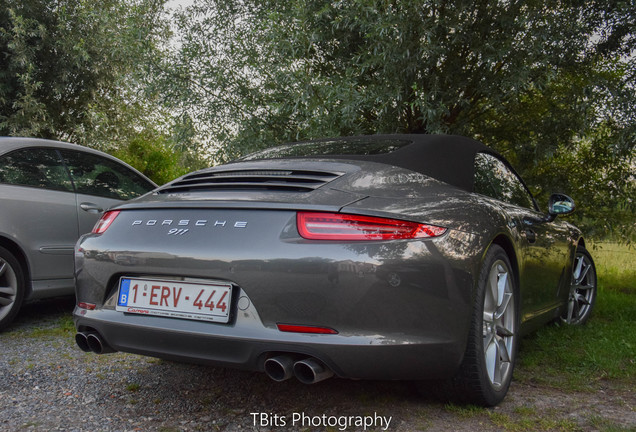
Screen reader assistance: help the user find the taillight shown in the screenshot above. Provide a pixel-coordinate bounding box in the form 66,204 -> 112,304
92,210 -> 120,234
297,212 -> 446,241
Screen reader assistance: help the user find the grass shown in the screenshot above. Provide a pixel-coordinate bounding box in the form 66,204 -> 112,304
443,404 -> 585,431
444,403 -> 488,418
588,415 -> 636,432
488,411 -> 579,432
516,242 -> 636,391
590,241 -> 635,290
5,314 -> 75,340
126,382 -> 141,392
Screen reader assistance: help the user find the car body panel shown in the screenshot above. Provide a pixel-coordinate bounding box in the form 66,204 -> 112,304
513,211 -> 574,323
1,184 -> 78,280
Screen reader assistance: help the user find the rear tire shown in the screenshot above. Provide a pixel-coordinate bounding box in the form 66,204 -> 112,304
0,246 -> 25,331
442,245 -> 519,406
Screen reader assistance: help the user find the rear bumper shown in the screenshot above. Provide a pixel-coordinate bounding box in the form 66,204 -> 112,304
74,298 -> 465,380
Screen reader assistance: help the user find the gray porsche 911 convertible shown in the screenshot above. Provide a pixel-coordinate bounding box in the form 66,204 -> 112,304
73,135 -> 596,406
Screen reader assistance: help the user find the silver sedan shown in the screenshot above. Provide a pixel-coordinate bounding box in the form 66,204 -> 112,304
0,137 -> 156,329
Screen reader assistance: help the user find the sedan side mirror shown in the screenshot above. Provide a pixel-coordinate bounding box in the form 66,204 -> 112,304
545,193 -> 575,222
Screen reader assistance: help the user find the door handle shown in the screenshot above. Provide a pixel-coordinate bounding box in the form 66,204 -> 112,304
80,202 -> 103,214
525,228 -> 536,244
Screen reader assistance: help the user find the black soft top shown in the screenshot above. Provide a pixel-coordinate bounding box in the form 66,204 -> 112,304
242,134 -> 498,192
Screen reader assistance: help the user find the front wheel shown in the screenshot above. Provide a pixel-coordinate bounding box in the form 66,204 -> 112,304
443,245 -> 519,406
561,246 -> 597,325
0,246 -> 26,330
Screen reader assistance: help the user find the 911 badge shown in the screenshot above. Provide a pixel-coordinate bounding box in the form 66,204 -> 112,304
167,228 -> 189,235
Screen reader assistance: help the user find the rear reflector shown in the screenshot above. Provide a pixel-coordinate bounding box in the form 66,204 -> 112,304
77,302 -> 96,310
297,212 -> 446,241
277,324 -> 338,334
92,210 -> 120,234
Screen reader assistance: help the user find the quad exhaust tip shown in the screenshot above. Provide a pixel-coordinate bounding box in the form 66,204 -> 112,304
264,355 -> 334,384
75,331 -> 115,354
293,358 -> 334,384
75,332 -> 92,353
264,355 -> 296,382
76,336 -> 331,382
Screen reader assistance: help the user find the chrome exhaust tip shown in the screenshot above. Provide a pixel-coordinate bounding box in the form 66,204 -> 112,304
74,332 -> 92,352
86,332 -> 115,354
264,355 -> 295,382
293,358 -> 334,384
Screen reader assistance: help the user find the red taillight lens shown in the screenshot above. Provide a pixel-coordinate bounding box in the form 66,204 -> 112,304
277,324 -> 338,334
92,210 -> 120,234
297,212 -> 446,241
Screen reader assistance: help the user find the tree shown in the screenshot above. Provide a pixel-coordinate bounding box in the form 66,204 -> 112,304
0,0 -> 205,183
155,0 -> 634,237
112,130 -> 192,185
476,60 -> 635,239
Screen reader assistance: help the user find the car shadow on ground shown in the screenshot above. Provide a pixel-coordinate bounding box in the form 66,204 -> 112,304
8,296 -> 76,330
99,358 -> 433,429
5,295 -> 438,411
7,295 -> 446,407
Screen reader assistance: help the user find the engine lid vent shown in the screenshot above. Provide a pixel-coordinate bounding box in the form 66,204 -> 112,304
158,169 -> 343,193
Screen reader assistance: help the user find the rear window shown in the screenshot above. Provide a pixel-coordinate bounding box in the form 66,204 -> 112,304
241,138 -> 411,160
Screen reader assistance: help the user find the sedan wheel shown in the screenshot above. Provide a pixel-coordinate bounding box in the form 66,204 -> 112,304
562,246 -> 597,325
0,246 -> 25,330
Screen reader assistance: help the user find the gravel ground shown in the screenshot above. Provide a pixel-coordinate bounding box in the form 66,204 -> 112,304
1,297 -> 634,432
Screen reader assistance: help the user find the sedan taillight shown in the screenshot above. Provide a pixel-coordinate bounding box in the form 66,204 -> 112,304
297,212 -> 446,241
92,210 -> 120,234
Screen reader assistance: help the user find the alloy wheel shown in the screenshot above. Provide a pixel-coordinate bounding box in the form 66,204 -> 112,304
562,250 -> 596,325
482,260 -> 516,390
0,257 -> 19,321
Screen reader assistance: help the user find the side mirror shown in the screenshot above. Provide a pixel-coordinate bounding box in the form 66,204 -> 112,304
545,193 -> 575,221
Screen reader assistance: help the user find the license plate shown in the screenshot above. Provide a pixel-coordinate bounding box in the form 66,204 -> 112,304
116,277 -> 232,323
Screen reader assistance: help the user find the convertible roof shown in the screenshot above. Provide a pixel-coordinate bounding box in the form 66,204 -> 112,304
243,134 -> 498,192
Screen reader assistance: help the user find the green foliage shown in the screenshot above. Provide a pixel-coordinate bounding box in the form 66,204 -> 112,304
2,0 -> 634,237
112,131 -> 195,185
0,0 -> 216,184
0,0 -> 171,148
156,0 -> 634,238
475,60 -> 635,238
